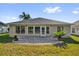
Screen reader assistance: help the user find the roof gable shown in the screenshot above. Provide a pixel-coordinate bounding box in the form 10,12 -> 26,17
9,17 -> 70,25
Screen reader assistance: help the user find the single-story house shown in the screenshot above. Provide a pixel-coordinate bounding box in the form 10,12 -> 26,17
0,22 -> 8,33
71,20 -> 79,35
8,17 -> 76,43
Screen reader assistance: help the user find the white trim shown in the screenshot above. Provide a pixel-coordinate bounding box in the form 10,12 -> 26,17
71,25 -> 72,34
17,26 -> 50,36
41,26 -> 46,36
45,26 -> 46,36
27,26 -> 28,35
40,26 -> 42,36
25,26 -> 28,35
49,26 -> 51,35
33,26 -> 35,35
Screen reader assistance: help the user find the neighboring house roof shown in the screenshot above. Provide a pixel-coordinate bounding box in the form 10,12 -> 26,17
0,22 -> 5,26
71,20 -> 79,26
73,20 -> 79,24
8,17 -> 71,25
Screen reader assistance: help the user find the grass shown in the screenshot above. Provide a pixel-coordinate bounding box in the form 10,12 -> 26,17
70,35 -> 79,42
0,33 -> 79,56
0,43 -> 78,56
0,33 -> 13,43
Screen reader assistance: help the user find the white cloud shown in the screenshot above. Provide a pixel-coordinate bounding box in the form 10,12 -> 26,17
43,6 -> 62,14
5,16 -> 18,20
72,8 -> 79,14
3,16 -> 19,23
72,10 -> 79,14
11,17 -> 17,20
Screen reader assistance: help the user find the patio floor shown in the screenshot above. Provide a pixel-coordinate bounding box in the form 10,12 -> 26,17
14,36 -> 59,43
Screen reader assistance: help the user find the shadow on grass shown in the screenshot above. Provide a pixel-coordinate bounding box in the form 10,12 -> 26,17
61,37 -> 79,44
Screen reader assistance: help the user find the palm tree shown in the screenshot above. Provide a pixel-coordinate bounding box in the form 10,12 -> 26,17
19,12 -> 31,20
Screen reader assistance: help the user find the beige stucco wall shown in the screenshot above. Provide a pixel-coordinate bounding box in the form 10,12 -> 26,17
50,25 -> 71,36
9,25 -> 16,37
50,25 -> 57,36
63,25 -> 71,34
9,24 -> 71,37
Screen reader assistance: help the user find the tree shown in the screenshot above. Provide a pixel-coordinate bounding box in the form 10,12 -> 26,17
19,12 -> 31,20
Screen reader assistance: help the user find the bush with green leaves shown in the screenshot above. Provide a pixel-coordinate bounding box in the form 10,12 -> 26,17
54,31 -> 66,36
54,31 -> 66,39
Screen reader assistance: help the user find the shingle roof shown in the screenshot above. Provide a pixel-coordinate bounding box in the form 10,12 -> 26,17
9,17 -> 70,25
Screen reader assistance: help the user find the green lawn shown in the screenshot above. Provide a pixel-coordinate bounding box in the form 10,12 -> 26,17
70,35 -> 79,42
0,33 -> 13,43
0,33 -> 79,56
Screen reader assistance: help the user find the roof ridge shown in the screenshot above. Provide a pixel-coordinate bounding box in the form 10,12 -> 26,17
8,17 -> 71,25
32,17 -> 70,24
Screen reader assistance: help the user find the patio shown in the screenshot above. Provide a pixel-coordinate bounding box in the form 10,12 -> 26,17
14,36 -> 58,43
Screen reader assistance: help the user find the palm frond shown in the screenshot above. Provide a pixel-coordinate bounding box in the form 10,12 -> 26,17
19,15 -> 24,19
19,12 -> 31,20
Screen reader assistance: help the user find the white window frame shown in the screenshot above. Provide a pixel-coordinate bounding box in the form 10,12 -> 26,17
27,26 -> 50,36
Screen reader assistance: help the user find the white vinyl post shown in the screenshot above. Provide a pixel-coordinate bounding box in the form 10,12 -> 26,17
33,26 -> 35,35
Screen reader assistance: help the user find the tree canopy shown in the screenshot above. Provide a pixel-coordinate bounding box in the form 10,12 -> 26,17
19,12 -> 31,20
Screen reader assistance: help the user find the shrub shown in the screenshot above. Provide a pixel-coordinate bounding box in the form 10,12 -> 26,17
14,35 -> 18,41
54,31 -> 66,36
54,31 -> 66,40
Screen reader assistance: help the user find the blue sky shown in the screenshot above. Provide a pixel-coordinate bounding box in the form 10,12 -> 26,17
0,3 -> 79,23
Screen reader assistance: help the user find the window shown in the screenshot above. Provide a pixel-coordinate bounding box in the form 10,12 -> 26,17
72,28 -> 75,33
42,27 -> 45,34
46,27 -> 49,34
16,26 -> 25,34
35,27 -> 40,34
21,26 -> 25,34
76,28 -> 79,32
57,26 -> 63,32
16,26 -> 20,34
28,27 -> 33,34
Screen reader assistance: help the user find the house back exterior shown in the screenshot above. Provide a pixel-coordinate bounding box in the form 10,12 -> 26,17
8,18 -> 71,37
